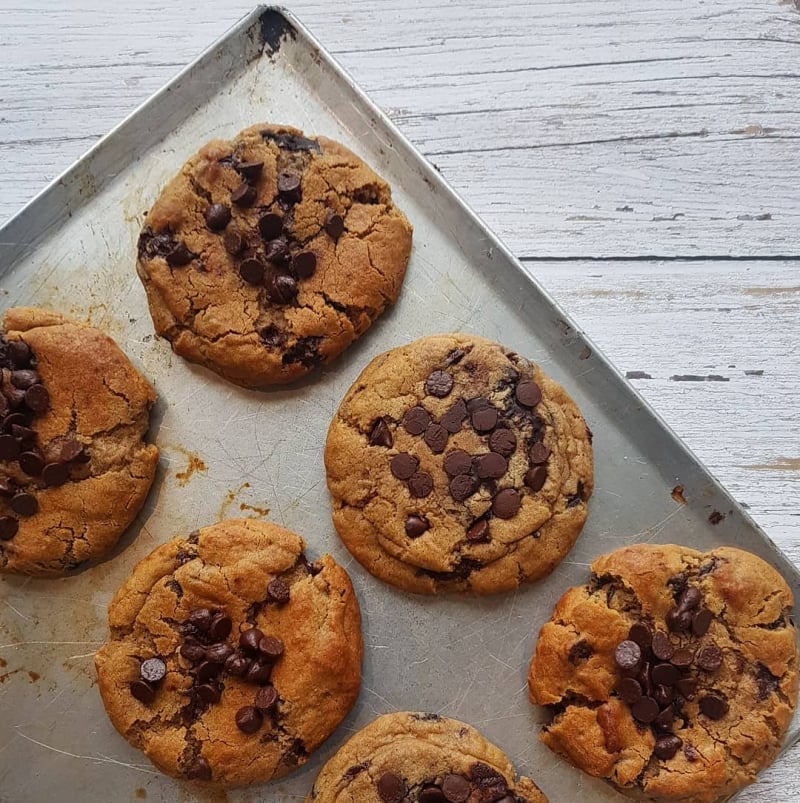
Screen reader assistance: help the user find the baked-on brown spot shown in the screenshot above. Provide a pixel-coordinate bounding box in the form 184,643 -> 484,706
136,123 -> 413,387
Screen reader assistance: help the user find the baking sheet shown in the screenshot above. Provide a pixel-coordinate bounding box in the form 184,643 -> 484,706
0,6 -> 797,801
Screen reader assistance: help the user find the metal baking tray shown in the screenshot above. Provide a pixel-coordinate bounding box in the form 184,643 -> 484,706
0,6 -> 797,802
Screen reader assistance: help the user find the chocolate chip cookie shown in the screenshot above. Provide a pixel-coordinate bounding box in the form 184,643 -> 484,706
324,334 -> 593,594
0,307 -> 158,576
136,123 -> 413,387
528,544 -> 798,802
95,519 -> 363,787
306,711 -> 548,802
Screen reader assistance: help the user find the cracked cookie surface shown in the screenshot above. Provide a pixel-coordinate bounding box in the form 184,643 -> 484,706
95,519 -> 363,787
527,544 -> 798,802
0,307 -> 158,577
136,123 -> 413,387
306,711 -> 548,802
324,334 -> 593,595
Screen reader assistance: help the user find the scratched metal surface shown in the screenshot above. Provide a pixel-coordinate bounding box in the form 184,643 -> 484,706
0,6 -> 797,802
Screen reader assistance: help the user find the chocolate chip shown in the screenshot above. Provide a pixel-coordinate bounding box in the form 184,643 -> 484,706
650,630 -> 674,661
185,757 -> 212,780
240,628 -> 265,654
205,643 -> 234,664
390,453 -> 418,480
165,243 -> 194,267
492,488 -> 521,519
684,743 -> 699,762
449,473 -> 478,502
180,639 -> 206,663
3,387 -> 26,410
419,787 -> 447,803
654,684 -> 675,708
293,251 -> 317,279
239,258 -> 265,285
267,577 -> 290,604
265,235 -> 291,264
666,607 -> 693,633
424,423 -> 449,454
130,680 -> 155,704
528,442 -> 550,465
0,479 -> 14,497
515,380 -> 542,407
443,449 -> 472,476
258,636 -> 284,661
699,693 -> 728,720
6,341 -> 31,367
223,228 -> 246,255
652,663 -> 679,686
10,492 -> 37,517
617,677 -> 643,704
425,370 -> 454,398
670,649 -> 694,669
255,685 -> 278,712
476,452 -> 508,479
11,425 -> 35,443
207,613 -> 232,641
236,161 -> 263,182
235,705 -> 263,733
278,172 -> 301,202
653,706 -> 674,731
42,462 -> 69,487
692,608 -> 713,637
10,370 -> 40,389
654,734 -> 682,760
324,210 -> 344,239
678,587 -> 702,610
408,471 -> 433,498
402,406 -> 431,435
187,608 -> 213,633
470,762 -> 508,794
0,435 -> 20,460
266,273 -> 298,305
638,660 -> 653,697
466,518 -> 489,542
140,657 -> 166,684
441,774 -> 470,802
204,203 -> 231,231
368,418 -> 393,448
24,384 -> 49,413
471,405 -> 498,433
614,640 -> 642,671
244,660 -> 272,685
377,772 -> 405,803
567,639 -> 592,664
631,695 -> 659,723
524,466 -> 547,491
195,661 -> 223,682
440,399 -> 467,433
60,439 -> 88,463
18,451 -> 44,476
195,683 -> 221,704
405,515 -> 429,538
756,663 -> 780,700
488,428 -> 516,457
628,622 -> 653,651
232,181 -> 257,207
696,643 -> 723,672
258,212 -> 284,240
2,413 -> 27,431
224,652 -> 251,677
675,677 -> 697,699
0,516 -> 19,540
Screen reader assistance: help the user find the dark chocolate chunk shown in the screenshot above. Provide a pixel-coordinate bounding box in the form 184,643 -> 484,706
628,622 -> 653,652
617,677 -> 643,704
180,639 -> 206,663
60,439 -> 88,463
207,613 -> 232,641
368,418 -> 393,448
631,695 -> 659,724
423,423 -> 449,454
524,466 -> 547,491
675,677 -> 697,699
166,243 -> 194,267
0,478 -> 14,497
390,453 -> 418,480
195,660 -> 223,682
240,628 -> 265,654
185,756 -> 212,780
235,705 -> 263,733
488,428 -> 516,457
293,251 -> 317,279
692,608 -> 713,637
223,228 -> 246,255
278,172 -> 301,202
24,384 -> 49,413
528,442 -> 551,465
195,683 -> 221,704
267,577 -> 290,604
699,693 -> 728,720
638,660 -> 653,697
324,210 -> 344,239
140,657 -> 167,684
408,471 -> 434,498
42,462 -> 69,487
653,706 -> 674,731
130,680 -> 155,704
666,607 -> 693,633
466,518 -> 489,543
515,381 -> 542,407
258,636 -> 284,661
449,473 -> 479,502
235,161 -> 264,182
255,685 -> 279,712
0,516 -> 19,540
670,649 -> 694,669
0,434 -> 20,460
652,663 -> 679,686
232,181 -> 258,207
654,734 -> 682,760
260,325 -> 285,348
258,212 -> 284,240
281,336 -> 322,367
469,762 -> 509,793
651,630 -> 674,661
684,743 -> 700,762
405,515 -> 429,538
239,258 -> 265,285
402,406 -> 431,435
441,774 -> 470,802
205,203 -> 231,231
10,492 -> 37,517
443,449 -> 472,476
654,684 -> 675,708
492,488 -> 521,519
261,131 -> 321,152
567,639 -> 592,664
440,399 -> 467,433
419,787 -> 447,803
614,640 -> 642,671
756,663 -> 780,700
224,651 -> 251,677
425,370 -> 454,398
266,274 -> 298,305
205,643 -> 234,664
471,405 -> 498,433
377,772 -> 405,803
187,608 -> 213,633
244,660 -> 272,685
678,587 -> 702,611
696,643 -> 723,672
10,370 -> 40,389
476,452 -> 507,479
265,235 -> 291,264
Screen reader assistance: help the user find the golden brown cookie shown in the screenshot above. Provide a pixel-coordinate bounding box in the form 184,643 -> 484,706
528,544 -> 798,802
324,333 -> 593,595
306,711 -> 548,803
95,519 -> 363,787
0,307 -> 158,576
136,123 -> 413,387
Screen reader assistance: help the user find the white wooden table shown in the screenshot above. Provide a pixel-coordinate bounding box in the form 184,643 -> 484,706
1,1 -> 798,800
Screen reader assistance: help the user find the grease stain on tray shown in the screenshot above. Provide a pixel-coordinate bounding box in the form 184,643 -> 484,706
239,501 -> 270,517
165,445 -> 209,486
671,485 -> 687,506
